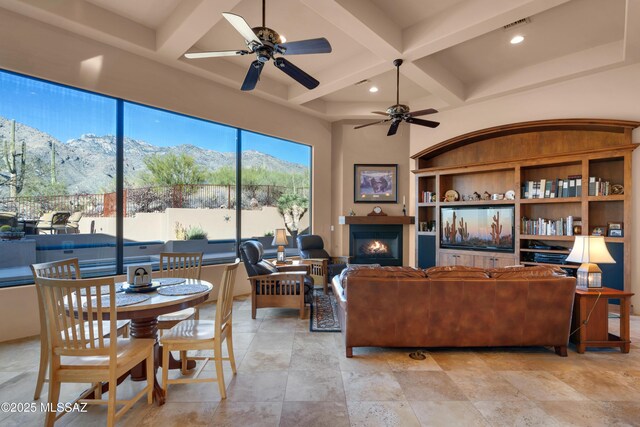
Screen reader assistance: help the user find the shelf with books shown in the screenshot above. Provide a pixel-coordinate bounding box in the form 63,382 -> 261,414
411,118 -> 638,291
588,157 -> 624,197
417,202 -> 436,207
520,234 -> 576,241
519,197 -> 581,204
417,231 -> 436,236
520,161 -> 582,199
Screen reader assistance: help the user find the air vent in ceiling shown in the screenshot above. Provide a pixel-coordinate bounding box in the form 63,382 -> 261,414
503,17 -> 531,30
354,79 -> 370,86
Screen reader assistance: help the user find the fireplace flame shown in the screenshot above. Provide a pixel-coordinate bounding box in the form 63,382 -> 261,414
363,240 -> 389,255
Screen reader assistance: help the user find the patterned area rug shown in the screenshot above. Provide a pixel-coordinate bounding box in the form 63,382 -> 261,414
310,288 -> 341,332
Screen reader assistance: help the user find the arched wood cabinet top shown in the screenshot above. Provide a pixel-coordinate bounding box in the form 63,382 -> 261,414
411,119 -> 640,170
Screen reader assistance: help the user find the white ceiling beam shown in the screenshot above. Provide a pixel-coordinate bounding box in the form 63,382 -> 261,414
298,0 -> 466,107
404,59 -> 466,106
403,0 -> 571,60
288,53 -> 388,105
466,41 -> 624,102
0,0 -> 155,51
156,0 -> 242,59
623,0 -> 640,62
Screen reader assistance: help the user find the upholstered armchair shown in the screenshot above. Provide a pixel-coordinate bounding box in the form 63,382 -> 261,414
297,234 -> 350,294
239,240 -> 313,319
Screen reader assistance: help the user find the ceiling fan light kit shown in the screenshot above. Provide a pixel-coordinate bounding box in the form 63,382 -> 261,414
184,0 -> 331,92
354,59 -> 440,136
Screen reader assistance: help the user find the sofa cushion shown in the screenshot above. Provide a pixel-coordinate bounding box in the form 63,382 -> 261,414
426,265 -> 490,279
489,265 -> 567,279
339,266 -> 427,298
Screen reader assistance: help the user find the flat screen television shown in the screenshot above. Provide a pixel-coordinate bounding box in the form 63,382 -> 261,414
440,205 -> 515,253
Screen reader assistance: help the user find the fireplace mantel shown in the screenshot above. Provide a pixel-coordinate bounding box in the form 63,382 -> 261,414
339,216 -> 415,225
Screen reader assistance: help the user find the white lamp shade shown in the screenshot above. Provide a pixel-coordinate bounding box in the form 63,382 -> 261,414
272,228 -> 288,246
566,236 -> 615,264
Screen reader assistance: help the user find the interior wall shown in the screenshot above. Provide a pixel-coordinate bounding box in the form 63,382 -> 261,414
0,9 -> 331,342
409,62 -> 640,312
331,121 -> 412,262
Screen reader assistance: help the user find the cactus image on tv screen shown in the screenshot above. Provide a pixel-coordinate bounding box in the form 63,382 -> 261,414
440,205 -> 515,252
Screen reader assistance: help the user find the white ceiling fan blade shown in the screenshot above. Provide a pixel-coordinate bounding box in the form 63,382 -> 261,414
184,50 -> 249,59
222,12 -> 262,46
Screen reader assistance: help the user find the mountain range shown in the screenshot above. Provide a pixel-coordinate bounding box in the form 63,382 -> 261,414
0,116 -> 309,195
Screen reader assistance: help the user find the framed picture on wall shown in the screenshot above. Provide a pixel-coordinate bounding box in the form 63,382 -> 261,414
354,164 -> 398,203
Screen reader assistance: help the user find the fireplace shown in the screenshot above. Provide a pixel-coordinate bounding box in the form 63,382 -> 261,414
349,224 -> 403,266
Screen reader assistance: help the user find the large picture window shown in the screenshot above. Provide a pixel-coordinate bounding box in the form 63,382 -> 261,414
0,70 -> 312,286
240,130 -> 311,256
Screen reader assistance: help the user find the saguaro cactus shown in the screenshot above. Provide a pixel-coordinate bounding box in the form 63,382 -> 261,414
50,140 -> 57,184
2,120 -> 26,197
444,212 -> 458,242
490,211 -> 503,245
458,217 -> 469,241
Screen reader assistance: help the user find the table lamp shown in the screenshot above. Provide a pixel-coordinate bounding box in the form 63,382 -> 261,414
566,235 -> 615,289
272,228 -> 289,263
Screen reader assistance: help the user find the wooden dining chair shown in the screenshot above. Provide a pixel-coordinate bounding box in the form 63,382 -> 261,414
160,260 -> 240,399
30,259 -> 129,400
35,276 -> 154,427
157,252 -> 203,330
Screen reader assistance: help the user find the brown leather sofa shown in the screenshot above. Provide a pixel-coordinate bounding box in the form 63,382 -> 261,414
331,265 -> 576,358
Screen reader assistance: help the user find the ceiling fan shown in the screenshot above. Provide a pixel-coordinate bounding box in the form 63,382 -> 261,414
354,59 -> 440,136
184,0 -> 332,91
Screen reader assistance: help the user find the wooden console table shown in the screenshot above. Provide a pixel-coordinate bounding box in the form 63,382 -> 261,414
571,287 -> 634,353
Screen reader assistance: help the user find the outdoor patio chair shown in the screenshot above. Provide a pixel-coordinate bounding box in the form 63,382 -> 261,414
65,211 -> 83,233
35,275 -> 154,426
36,211 -> 71,234
297,234 -> 350,294
0,211 -> 18,228
160,260 -> 240,398
239,240 -> 313,319
30,258 -> 129,400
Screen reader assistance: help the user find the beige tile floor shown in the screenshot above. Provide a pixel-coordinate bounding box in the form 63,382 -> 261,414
1,295 -> 640,426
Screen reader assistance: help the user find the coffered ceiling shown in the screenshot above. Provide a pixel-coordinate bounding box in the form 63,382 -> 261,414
1,0 -> 638,122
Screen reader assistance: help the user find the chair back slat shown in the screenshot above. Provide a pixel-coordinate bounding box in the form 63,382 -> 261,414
31,259 -> 82,348
216,260 -> 240,334
159,252 -> 203,280
36,276 -> 116,358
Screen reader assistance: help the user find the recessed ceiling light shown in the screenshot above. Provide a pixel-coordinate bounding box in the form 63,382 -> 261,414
369,86 -> 379,93
510,35 -> 524,44
280,35 -> 287,43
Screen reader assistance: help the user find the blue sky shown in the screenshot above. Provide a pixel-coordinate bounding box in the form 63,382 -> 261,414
0,71 -> 310,166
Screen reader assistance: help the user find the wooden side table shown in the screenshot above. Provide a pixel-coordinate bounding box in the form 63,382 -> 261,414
571,287 -> 634,353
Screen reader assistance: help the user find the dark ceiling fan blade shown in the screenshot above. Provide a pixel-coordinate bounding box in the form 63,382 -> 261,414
184,50 -> 249,59
372,111 -> 388,116
387,120 -> 401,136
276,38 -> 332,55
241,61 -> 264,91
406,117 -> 440,128
273,58 -> 319,89
408,108 -> 438,117
222,12 -> 262,45
354,119 -> 390,130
